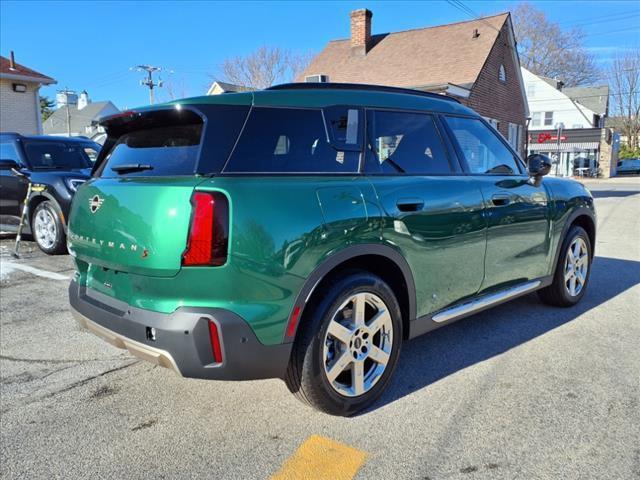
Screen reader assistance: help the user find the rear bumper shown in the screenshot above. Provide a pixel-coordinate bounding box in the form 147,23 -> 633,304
69,280 -> 292,380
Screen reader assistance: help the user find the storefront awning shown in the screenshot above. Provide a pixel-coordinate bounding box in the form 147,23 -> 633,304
528,142 -> 599,152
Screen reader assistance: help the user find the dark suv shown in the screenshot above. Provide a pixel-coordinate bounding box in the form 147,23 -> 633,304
68,84 -> 595,415
0,133 -> 100,254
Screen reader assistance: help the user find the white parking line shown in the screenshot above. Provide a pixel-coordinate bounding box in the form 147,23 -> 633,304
0,261 -> 70,281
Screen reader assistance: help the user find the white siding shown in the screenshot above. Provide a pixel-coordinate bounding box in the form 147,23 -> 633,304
0,78 -> 41,135
522,68 -> 598,131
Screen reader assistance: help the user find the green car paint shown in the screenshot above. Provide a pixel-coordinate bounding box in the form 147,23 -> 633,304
68,85 -> 596,356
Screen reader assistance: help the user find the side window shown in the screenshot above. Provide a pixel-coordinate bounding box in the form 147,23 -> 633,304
0,142 -> 20,162
225,107 -> 358,173
323,106 -> 362,151
444,116 -> 521,175
365,110 -> 451,174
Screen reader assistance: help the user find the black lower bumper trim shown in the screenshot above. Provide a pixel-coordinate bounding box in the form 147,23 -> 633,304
69,280 -> 292,380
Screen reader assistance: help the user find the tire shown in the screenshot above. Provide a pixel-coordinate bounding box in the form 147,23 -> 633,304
538,225 -> 592,307
285,270 -> 403,416
31,201 -> 67,255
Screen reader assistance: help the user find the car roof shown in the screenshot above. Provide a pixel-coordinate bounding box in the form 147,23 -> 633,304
155,83 -> 479,117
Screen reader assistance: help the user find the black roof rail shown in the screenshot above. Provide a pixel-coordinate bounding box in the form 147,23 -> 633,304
266,82 -> 461,104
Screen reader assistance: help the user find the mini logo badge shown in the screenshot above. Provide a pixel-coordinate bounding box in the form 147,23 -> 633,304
89,195 -> 104,213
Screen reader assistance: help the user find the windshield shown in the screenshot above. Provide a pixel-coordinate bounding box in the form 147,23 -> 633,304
23,141 -> 99,169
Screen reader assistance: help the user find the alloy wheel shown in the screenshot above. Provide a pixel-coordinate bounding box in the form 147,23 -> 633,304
34,208 -> 57,250
322,292 -> 394,397
564,237 -> 589,297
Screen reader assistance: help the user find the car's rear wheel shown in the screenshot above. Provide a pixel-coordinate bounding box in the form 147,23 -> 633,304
538,225 -> 592,307
31,201 -> 67,255
285,271 -> 402,416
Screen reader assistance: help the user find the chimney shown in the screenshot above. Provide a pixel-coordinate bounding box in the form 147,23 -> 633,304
9,51 -> 16,70
78,90 -> 90,110
350,9 -> 372,56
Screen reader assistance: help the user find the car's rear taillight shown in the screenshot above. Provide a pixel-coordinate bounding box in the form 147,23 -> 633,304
182,191 -> 229,266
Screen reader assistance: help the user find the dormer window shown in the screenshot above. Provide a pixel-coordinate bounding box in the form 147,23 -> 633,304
499,65 -> 506,82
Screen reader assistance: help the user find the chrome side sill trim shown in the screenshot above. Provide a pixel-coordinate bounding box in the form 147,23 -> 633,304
71,308 -> 182,376
432,280 -> 541,323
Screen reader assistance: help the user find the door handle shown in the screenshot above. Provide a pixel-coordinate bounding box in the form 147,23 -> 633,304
491,194 -> 511,206
396,198 -> 424,212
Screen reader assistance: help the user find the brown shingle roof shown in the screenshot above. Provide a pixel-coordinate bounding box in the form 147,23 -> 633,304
0,55 -> 56,84
299,13 -> 510,89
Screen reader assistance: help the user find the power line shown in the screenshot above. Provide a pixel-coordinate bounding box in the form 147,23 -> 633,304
557,9 -> 640,26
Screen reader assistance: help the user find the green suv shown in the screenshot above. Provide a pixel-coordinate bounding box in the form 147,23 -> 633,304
68,84 -> 595,415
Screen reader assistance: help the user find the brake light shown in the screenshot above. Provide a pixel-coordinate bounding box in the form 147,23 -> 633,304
182,191 -> 229,266
208,320 -> 223,363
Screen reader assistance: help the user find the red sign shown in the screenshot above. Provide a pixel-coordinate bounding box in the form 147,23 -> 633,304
537,132 -> 567,143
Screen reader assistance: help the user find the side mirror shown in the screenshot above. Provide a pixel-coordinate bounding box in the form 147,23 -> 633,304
0,159 -> 20,170
527,154 -> 552,178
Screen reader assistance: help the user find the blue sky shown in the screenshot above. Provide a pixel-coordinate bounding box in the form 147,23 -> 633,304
1,0 -> 638,109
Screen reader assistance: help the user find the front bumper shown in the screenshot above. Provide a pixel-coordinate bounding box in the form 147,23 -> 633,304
69,280 -> 292,380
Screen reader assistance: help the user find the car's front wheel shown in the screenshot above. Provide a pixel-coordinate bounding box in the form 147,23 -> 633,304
539,225 -> 592,307
285,271 -> 402,416
31,201 -> 67,255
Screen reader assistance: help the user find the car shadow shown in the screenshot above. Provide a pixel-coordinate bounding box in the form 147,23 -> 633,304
589,190 -> 639,198
368,256 -> 640,414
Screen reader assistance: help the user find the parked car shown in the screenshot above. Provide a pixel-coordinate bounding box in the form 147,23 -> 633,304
0,133 -> 100,254
68,84 -> 596,416
616,158 -> 640,175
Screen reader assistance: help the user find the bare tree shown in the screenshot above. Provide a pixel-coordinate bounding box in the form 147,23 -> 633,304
214,46 -> 313,90
513,2 -> 599,86
162,77 -> 188,102
609,52 -> 640,150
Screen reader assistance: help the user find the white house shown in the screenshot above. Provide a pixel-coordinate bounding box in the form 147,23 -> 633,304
522,67 -> 608,130
523,68 -> 615,178
0,52 -> 56,135
43,90 -> 119,143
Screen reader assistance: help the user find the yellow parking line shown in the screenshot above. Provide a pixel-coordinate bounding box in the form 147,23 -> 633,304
271,434 -> 368,480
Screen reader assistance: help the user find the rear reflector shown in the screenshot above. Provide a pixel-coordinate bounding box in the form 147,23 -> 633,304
208,320 -> 223,363
285,306 -> 302,338
182,191 -> 229,266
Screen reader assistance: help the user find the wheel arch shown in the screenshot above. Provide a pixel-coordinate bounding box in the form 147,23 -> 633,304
285,244 -> 417,343
28,193 -> 66,230
551,207 -> 596,276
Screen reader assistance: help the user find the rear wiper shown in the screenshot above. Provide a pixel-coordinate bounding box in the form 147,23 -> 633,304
111,164 -> 154,174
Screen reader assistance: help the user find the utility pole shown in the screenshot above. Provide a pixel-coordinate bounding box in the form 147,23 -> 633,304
133,65 -> 163,104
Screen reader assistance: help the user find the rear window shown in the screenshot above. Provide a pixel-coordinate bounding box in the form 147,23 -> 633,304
23,141 -> 97,169
98,105 -> 249,177
224,107 -> 360,174
101,124 -> 202,177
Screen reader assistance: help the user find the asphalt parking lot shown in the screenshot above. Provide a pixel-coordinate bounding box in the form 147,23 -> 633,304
1,176 -> 639,479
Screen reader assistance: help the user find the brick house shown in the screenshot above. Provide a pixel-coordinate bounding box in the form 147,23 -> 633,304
300,9 -> 529,155
0,52 -> 56,135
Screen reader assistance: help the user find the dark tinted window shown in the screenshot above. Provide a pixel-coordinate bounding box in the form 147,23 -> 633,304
365,111 -> 451,174
100,118 -> 202,178
23,141 -> 95,169
224,107 -> 359,173
444,116 -> 521,175
324,106 -> 362,151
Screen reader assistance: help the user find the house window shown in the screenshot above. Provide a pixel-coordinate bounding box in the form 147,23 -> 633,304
483,117 -> 499,130
544,112 -> 554,126
508,123 -> 519,150
499,65 -> 506,82
531,112 -> 541,127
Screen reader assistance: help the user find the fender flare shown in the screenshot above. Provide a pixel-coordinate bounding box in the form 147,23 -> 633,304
285,243 -> 417,342
550,206 -> 596,276
28,192 -> 67,232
